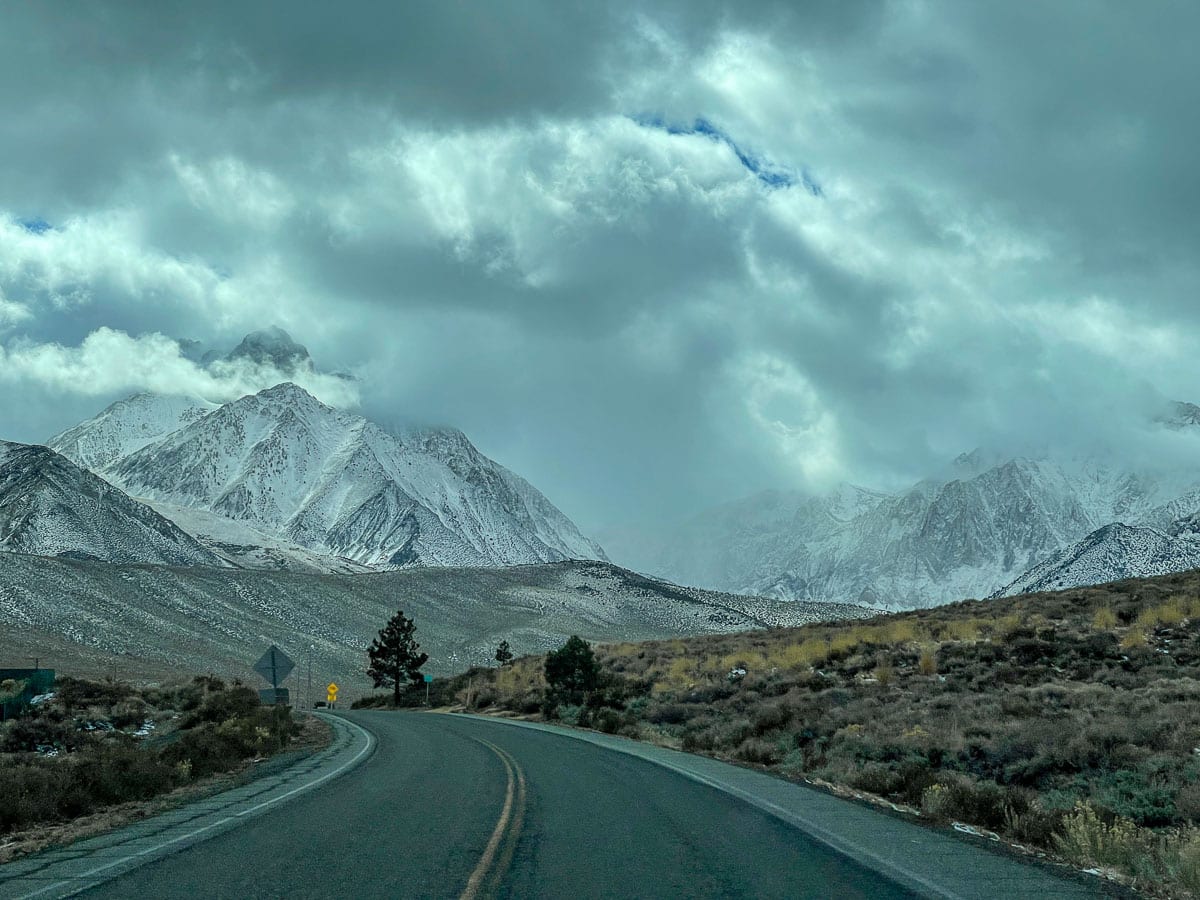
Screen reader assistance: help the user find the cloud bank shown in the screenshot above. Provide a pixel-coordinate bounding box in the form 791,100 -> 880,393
0,2 -> 1197,529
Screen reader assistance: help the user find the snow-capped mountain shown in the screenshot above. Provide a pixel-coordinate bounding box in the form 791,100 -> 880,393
63,382 -> 606,569
48,392 -> 217,471
607,450 -> 1200,610
994,522 -> 1200,597
0,440 -> 225,566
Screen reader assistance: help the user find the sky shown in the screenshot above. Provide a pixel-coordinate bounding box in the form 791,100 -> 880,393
1,2 -> 1198,532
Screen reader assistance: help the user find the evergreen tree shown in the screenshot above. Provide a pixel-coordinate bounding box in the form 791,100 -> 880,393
494,640 -> 514,667
366,609 -> 429,706
544,635 -> 600,703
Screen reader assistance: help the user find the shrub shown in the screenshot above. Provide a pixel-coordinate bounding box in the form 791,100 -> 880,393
921,776 -> 1009,829
735,737 -> 783,765
918,647 -> 938,676
0,763 -> 69,833
1121,629 -> 1148,650
1092,769 -> 1178,826
646,703 -> 692,726
1055,804 -> 1148,871
1093,607 -> 1118,630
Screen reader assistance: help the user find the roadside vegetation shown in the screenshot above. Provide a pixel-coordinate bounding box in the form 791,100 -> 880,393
431,572 -> 1200,897
0,675 -> 301,844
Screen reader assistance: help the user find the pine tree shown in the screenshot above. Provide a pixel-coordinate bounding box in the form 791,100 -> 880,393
494,640 -> 514,667
544,635 -> 600,702
366,609 -> 429,707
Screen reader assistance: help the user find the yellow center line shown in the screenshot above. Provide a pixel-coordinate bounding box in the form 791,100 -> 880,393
460,738 -> 526,900
487,743 -> 527,897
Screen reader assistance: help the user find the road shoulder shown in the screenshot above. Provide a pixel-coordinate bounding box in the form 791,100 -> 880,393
0,713 -> 374,900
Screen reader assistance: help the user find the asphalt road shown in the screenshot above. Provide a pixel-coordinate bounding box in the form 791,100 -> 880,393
79,711 -> 919,899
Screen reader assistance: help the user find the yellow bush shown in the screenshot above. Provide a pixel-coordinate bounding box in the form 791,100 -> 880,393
872,663 -> 894,686
495,658 -> 544,697
605,642 -> 639,658
666,657 -> 694,683
918,646 -> 938,676
767,642 -> 825,670
1158,598 -> 1187,626
878,619 -> 919,645
719,650 -> 767,672
1092,607 -> 1118,629
1055,804 -> 1146,870
1120,628 -> 1148,650
827,634 -> 859,658
942,619 -> 981,642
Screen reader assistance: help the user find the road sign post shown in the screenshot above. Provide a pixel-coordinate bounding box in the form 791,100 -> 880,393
253,645 -> 295,706
424,673 -> 432,706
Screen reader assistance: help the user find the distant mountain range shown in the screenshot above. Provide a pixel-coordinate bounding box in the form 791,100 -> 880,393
11,326 -> 1200,617
603,411 -> 1200,608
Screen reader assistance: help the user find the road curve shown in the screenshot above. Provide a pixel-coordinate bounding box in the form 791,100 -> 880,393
72,711 -> 1109,899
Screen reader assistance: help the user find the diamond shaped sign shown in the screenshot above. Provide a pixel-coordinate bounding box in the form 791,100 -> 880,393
253,645 -> 295,688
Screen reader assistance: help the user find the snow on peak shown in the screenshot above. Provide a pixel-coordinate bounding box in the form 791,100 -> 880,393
66,384 -> 609,570
47,393 -> 217,471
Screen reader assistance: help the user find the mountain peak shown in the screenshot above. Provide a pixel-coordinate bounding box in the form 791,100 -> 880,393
225,327 -> 312,372
1159,400 -> 1200,430
255,381 -> 318,402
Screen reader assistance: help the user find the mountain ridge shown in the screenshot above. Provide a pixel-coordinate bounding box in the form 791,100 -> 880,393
0,440 -> 227,567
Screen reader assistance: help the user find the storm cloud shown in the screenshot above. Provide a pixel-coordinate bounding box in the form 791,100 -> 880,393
1,2 -> 1197,531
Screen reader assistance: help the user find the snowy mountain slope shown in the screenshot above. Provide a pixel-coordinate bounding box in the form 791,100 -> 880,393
48,392 -> 217,471
141,500 -> 374,575
0,441 -> 227,566
0,555 -> 874,689
609,452 -> 1200,610
100,383 -> 607,569
993,523 -> 1200,597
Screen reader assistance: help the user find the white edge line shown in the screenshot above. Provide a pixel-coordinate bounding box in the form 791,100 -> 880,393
453,715 -> 959,900
15,714 -> 375,900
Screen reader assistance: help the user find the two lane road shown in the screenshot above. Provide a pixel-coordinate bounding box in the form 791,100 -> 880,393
82,711 -> 917,899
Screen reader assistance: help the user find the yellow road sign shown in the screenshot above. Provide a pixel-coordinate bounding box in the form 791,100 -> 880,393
326,682 -> 339,703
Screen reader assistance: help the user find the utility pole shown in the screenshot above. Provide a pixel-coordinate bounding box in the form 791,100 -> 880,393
307,649 -> 313,711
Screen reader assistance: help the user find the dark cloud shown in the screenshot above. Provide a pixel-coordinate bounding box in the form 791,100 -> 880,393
0,1 -> 1197,532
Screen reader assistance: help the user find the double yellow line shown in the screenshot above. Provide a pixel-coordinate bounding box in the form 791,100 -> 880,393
459,738 -> 528,900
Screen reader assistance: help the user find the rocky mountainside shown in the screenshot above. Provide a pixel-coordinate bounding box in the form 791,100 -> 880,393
607,451 -> 1200,609
0,555 -> 873,689
994,522 -> 1200,597
0,440 -> 226,566
61,382 -> 606,569
47,392 -> 216,471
